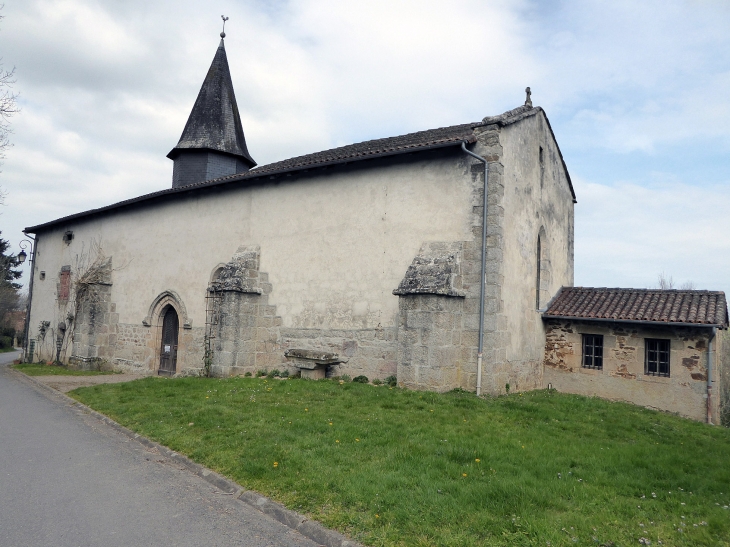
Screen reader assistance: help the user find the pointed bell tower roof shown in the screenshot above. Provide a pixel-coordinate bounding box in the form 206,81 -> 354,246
167,37 -> 256,168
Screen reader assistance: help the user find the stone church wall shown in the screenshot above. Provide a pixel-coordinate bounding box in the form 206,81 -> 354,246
494,111 -> 575,394
25,113 -> 576,391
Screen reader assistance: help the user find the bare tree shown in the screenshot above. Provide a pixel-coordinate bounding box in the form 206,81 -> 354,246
657,272 -> 674,290
0,6 -> 19,169
657,273 -> 696,291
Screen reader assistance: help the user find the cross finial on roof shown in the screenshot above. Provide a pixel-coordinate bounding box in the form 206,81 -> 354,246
525,87 -> 532,108
220,15 -> 229,39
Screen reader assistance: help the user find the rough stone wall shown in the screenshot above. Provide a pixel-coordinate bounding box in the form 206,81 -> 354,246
210,246 -> 283,376
543,318 -> 714,422
281,327 -> 397,380
396,294 -> 469,391
113,323 -> 153,373
70,281 -> 118,370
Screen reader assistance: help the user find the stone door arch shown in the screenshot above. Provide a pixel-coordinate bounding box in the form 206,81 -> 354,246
158,305 -> 179,375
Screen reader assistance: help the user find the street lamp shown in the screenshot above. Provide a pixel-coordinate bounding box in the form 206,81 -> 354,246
18,238 -> 35,362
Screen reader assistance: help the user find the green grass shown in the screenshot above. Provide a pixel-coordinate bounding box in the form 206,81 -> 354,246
70,377 -> 730,547
12,363 -> 116,376
0,346 -> 18,353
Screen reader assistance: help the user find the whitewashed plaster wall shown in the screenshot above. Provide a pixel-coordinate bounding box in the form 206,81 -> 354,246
26,150 -> 476,369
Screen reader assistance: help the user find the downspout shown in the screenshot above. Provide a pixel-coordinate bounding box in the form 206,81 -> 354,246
461,142 -> 488,397
707,326 -> 717,425
21,233 -> 37,363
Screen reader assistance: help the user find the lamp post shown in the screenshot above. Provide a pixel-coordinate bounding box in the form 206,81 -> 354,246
18,238 -> 35,363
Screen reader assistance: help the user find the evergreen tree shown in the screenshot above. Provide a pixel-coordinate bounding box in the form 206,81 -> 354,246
0,232 -> 21,289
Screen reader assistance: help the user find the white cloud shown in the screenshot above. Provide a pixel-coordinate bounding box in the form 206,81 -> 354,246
1,0 -> 729,297
575,177 -> 730,295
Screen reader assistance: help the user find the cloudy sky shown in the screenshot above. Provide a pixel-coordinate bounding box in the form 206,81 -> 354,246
2,0 -> 729,295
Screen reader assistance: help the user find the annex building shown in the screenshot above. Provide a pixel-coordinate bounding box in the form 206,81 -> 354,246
23,36 -> 729,424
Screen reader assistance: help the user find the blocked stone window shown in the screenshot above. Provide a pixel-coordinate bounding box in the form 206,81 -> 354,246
59,266 -> 71,301
645,338 -> 670,377
582,334 -> 603,369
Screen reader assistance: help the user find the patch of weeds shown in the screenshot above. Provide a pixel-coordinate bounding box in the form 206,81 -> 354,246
372,378 -> 383,386
352,375 -> 369,383
244,371 -> 252,377
384,375 -> 397,387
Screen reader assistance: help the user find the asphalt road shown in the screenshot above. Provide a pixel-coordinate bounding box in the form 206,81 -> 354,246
0,351 -> 317,547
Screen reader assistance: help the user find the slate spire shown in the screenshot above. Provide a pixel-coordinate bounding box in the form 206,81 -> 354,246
168,36 -> 256,188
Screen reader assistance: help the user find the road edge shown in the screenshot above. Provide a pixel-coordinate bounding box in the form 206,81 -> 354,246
7,366 -> 363,547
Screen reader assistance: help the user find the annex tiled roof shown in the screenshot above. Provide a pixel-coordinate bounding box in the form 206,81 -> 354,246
543,287 -> 729,327
26,105 -> 575,233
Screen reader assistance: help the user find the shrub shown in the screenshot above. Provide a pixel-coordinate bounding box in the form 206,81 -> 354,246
372,378 -> 382,385
352,375 -> 369,384
280,370 -> 289,378
340,374 -> 351,382
244,371 -> 252,377
384,375 -> 397,387
0,335 -> 12,349
256,370 -> 267,377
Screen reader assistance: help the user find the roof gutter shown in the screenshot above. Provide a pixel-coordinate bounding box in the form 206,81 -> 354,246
541,314 -> 726,330
461,141 -> 488,397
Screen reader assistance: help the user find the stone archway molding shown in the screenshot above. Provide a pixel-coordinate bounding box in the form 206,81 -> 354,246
142,290 -> 192,329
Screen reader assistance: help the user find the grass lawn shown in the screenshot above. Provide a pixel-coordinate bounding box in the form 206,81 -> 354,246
70,377 -> 730,546
0,346 -> 19,353
12,363 -> 116,376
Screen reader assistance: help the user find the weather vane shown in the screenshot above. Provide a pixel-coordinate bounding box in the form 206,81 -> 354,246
221,15 -> 229,38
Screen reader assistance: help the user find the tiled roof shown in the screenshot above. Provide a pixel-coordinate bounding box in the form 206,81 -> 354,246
543,287 -> 729,327
26,105 -> 574,233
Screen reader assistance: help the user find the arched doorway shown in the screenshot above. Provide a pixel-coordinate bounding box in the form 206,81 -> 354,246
158,305 -> 179,375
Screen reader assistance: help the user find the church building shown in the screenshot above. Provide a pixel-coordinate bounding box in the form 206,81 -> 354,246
22,35 -> 728,423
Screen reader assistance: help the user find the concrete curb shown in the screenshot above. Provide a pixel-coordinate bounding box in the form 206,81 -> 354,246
8,368 -> 363,547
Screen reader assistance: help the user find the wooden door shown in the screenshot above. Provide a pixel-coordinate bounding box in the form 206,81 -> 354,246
158,306 -> 179,375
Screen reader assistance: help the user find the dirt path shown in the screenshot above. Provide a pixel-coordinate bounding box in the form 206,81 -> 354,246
29,373 -> 148,393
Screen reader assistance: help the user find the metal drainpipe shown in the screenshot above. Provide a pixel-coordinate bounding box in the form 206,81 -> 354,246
461,142 -> 488,397
21,234 -> 37,363
707,326 -> 717,425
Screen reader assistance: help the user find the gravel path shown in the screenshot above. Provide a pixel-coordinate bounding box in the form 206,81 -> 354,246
30,372 -> 148,392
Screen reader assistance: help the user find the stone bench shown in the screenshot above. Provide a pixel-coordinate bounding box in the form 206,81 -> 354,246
284,349 -> 343,379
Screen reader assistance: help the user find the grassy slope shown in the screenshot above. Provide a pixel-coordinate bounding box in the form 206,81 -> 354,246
12,363 -> 115,376
71,377 -> 730,547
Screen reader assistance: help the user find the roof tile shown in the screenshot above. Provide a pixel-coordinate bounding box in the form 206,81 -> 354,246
544,287 -> 729,327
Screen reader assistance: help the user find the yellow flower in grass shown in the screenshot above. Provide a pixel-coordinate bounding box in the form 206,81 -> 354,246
462,473 -> 467,477
475,458 -> 480,463
273,462 -> 279,468
329,422 -> 333,426
305,408 -> 308,412
336,440 -> 340,443
355,438 -> 360,442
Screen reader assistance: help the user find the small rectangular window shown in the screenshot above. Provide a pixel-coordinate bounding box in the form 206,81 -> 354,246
645,339 -> 670,377
582,334 -> 603,369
